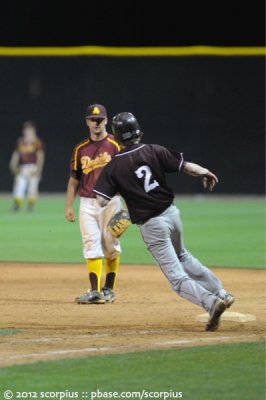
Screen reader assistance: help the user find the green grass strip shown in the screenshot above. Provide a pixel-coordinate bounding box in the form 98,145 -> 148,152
0,342 -> 264,400
0,196 -> 264,268
0,329 -> 22,336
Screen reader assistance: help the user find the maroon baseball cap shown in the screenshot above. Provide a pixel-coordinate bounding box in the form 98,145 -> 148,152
85,104 -> 107,119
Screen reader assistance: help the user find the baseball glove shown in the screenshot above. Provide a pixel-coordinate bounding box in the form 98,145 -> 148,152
107,209 -> 131,238
201,171 -> 218,192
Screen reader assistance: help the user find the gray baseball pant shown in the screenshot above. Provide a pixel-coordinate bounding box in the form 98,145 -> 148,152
139,204 -> 223,313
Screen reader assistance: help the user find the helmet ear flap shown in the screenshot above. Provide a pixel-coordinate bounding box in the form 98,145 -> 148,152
121,130 -> 141,141
112,112 -> 142,144
121,132 -> 133,141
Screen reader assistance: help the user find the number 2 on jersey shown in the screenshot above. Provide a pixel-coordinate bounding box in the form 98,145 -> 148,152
135,165 -> 159,192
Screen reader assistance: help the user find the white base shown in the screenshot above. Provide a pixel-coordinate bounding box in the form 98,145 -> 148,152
196,312 -> 256,323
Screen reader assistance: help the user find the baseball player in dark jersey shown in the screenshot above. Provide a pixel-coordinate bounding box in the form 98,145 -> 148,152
65,104 -> 123,304
93,112 -> 235,331
9,120 -> 45,212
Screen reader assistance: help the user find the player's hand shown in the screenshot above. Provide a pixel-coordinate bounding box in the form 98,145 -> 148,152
65,207 -> 75,222
11,167 -> 20,176
201,171 -> 218,192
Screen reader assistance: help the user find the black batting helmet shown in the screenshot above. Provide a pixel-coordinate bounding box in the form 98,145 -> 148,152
111,112 -> 142,143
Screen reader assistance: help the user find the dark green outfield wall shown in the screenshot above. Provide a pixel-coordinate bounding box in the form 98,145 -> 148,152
0,55 -> 264,193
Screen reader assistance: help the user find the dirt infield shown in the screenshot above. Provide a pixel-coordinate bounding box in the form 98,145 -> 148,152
0,263 -> 265,366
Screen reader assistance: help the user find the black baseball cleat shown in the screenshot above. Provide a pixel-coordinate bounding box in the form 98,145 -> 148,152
101,287 -> 116,303
205,298 -> 227,332
75,290 -> 105,304
223,293 -> 235,308
11,204 -> 20,212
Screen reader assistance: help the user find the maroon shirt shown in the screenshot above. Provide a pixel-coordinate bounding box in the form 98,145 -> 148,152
16,136 -> 44,165
70,133 -> 120,198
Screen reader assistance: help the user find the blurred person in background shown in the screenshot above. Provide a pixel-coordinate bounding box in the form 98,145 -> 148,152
9,120 -> 45,212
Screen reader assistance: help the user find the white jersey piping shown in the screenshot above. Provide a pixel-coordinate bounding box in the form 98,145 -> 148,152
115,144 -> 146,157
179,153 -> 184,171
93,189 -> 112,200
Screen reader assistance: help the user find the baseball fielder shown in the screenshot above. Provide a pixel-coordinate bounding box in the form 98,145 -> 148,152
9,120 -> 45,211
65,104 -> 122,304
94,112 -> 235,331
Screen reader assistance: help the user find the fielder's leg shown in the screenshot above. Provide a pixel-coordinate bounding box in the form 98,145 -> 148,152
101,196 -> 122,302
12,170 -> 27,211
104,256 -> 120,289
76,198 -> 105,304
27,169 -> 40,211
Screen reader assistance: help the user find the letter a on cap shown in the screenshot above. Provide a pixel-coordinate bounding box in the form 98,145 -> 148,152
92,107 -> 100,115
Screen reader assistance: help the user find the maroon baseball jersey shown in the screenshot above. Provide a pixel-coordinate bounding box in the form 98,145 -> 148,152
16,136 -> 44,165
70,133 -> 120,198
93,143 -> 185,224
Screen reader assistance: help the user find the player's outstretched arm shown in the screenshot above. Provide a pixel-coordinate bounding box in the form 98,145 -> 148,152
183,162 -> 218,192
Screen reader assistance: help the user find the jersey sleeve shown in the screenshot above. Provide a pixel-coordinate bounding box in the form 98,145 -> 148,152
69,146 -> 82,180
93,163 -> 117,200
153,145 -> 185,172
